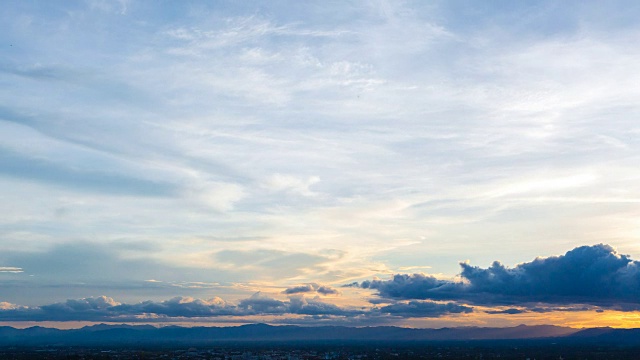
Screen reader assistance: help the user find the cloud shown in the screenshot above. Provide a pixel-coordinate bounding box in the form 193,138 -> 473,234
263,173 -> 320,197
459,244 -> 640,307
379,301 -> 473,318
529,306 -> 596,313
238,293 -> 356,317
0,242 -> 349,306
359,274 -> 452,300
0,296 -> 122,321
289,296 -> 362,317
114,296 -> 234,318
29,296 -> 123,320
237,293 -> 289,315
283,283 -> 340,296
0,302 -> 24,310
353,244 -> 640,310
485,305 -> 598,315
43,296 -> 120,312
317,286 -> 340,296
0,241 -> 248,305
0,147 -> 176,197
0,267 -> 22,273
212,249 -> 336,280
485,308 -> 527,315
1,242 -> 176,282
0,296 -> 238,321
0,292 -> 471,322
283,284 -> 317,294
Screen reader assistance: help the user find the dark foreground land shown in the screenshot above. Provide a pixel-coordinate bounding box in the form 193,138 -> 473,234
2,342 -> 640,360
3,324 -> 640,359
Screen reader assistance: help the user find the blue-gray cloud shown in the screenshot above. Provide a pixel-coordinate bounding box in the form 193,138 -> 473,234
0,293 -> 473,322
484,308 -> 528,315
353,244 -> 640,309
0,296 -> 235,321
113,297 -> 237,318
284,284 -> 317,294
283,283 -> 340,295
0,242 -> 243,305
379,301 -> 473,318
1,242 -> 174,282
0,147 -> 176,197
459,244 -> 639,305
317,286 -> 340,295
239,293 -> 356,317
358,274 -> 451,300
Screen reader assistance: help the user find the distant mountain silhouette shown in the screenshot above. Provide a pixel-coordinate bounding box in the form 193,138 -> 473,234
0,323 -> 611,346
3,324 -> 640,346
569,327 -> 640,345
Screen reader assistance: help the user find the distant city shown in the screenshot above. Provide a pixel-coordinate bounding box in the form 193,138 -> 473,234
2,323 -> 640,359
4,343 -> 640,360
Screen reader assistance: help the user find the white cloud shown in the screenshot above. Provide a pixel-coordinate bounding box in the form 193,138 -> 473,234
263,173 -> 320,197
186,181 -> 245,212
0,302 -> 25,310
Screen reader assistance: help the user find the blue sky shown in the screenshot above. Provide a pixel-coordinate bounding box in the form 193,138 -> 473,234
1,0 -> 640,328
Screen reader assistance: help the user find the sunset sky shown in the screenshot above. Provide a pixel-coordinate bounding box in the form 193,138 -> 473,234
2,0 -> 640,329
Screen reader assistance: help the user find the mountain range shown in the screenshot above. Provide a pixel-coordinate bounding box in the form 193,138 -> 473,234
2,324 -> 640,346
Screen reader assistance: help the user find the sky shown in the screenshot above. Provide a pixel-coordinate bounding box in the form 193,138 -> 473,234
1,0 -> 640,329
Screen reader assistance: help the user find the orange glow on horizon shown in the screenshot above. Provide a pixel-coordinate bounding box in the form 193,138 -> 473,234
3,310 -> 640,330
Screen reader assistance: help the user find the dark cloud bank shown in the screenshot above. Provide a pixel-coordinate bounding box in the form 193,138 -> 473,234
349,244 -> 640,311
